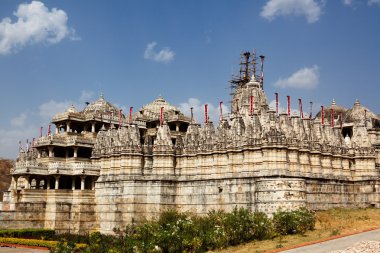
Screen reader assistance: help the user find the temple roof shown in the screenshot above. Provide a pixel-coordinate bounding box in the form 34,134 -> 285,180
344,99 -> 379,124
82,94 -> 120,115
135,96 -> 189,122
315,99 -> 348,122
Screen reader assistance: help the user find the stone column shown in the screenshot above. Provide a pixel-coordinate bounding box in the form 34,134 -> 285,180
91,122 -> 96,133
12,176 -> 19,190
48,147 -> 54,158
25,176 -> 30,189
66,149 -> 69,158
72,177 -> 76,190
55,124 -> 59,134
54,176 -> 60,190
46,177 -> 50,190
80,176 -> 86,190
73,147 -> 78,158
176,123 -> 180,132
66,121 -> 71,132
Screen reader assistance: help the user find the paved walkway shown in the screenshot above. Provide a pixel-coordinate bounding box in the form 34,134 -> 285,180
281,228 -> 380,253
0,245 -> 48,252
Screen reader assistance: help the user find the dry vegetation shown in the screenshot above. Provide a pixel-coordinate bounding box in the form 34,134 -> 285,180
0,158 -> 13,201
213,208 -> 380,253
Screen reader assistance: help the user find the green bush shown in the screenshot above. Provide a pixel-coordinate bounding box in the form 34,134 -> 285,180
273,207 -> 315,235
251,211 -> 275,240
0,228 -> 55,240
0,207 -> 316,252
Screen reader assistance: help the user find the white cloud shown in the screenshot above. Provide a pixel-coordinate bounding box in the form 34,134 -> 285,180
79,90 -> 94,103
0,128 -> 37,159
179,98 -> 229,125
38,99 -> 72,119
0,1 -> 78,55
368,0 -> 380,6
274,65 -> 319,89
260,0 -> 323,23
342,0 -> 353,5
144,42 -> 175,63
1,91 -> 100,158
10,113 -> 27,127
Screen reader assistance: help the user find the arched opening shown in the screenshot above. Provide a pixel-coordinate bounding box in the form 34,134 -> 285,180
342,126 -> 353,138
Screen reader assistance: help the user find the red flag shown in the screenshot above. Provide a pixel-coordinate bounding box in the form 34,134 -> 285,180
321,106 -> 325,125
219,101 -> 223,121
160,107 -> 164,126
129,107 -> 133,124
275,93 -> 278,115
204,104 -> 208,124
287,96 -> 291,117
298,98 -> 304,119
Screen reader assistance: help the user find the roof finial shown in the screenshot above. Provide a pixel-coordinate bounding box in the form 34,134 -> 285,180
332,98 -> 336,106
100,92 -> 104,100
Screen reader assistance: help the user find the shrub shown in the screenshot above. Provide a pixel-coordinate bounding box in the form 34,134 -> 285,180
156,210 -> 203,253
273,207 -> 315,235
251,212 -> 275,240
0,228 -> 55,240
0,237 -> 57,248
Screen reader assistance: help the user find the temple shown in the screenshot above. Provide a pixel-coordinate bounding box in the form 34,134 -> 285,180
1,51 -> 380,234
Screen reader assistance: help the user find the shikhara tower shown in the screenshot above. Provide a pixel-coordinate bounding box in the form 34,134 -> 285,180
1,51 -> 380,234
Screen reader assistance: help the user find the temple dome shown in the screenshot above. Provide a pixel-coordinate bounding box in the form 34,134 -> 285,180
315,99 -> 348,123
82,94 -> 120,115
135,96 -> 183,121
344,99 -> 379,124
67,104 -> 78,113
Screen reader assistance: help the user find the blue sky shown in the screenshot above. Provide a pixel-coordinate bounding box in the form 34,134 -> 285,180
0,0 -> 380,158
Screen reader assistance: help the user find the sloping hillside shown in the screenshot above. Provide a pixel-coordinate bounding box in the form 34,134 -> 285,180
0,159 -> 13,201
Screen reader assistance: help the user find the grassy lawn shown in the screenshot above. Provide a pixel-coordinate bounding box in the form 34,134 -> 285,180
212,208 -> 380,253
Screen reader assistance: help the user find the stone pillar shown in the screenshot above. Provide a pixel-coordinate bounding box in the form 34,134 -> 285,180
55,124 -> 59,134
72,177 -> 76,190
74,147 -> 78,158
176,123 -> 180,132
48,147 -> 54,158
91,177 -> 96,190
37,150 -> 41,159
66,149 -> 69,158
54,176 -> 60,190
46,177 -> 50,190
91,122 -> 96,133
25,176 -> 31,189
66,121 -> 71,132
80,176 -> 86,190
12,176 -> 19,190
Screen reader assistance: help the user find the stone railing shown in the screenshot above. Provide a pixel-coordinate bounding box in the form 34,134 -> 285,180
13,161 -> 48,175
36,135 -> 94,146
52,111 -> 85,122
48,162 -> 100,175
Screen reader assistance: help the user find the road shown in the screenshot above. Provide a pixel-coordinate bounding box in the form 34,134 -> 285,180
281,228 -> 380,253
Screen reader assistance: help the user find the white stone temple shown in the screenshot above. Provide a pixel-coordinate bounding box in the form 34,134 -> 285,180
1,51 -> 380,234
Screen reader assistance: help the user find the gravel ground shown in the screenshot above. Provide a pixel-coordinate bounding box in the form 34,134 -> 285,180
330,241 -> 380,253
